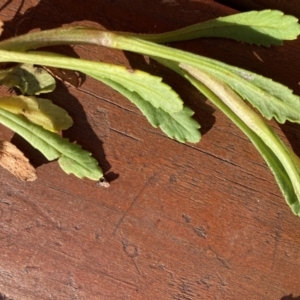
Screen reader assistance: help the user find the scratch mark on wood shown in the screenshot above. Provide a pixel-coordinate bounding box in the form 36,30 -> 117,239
36,182 -> 122,219
182,213 -> 191,223
122,241 -> 139,258
149,262 -> 175,285
0,201 -> 12,222
193,226 -> 207,239
17,196 -> 60,229
78,87 -> 141,115
24,266 -> 40,274
132,259 -> 142,275
110,127 -> 142,142
113,172 -> 158,234
171,277 -> 202,300
95,232 -> 101,240
122,240 -> 141,275
46,246 -> 82,263
270,212 -> 283,270
68,272 -> 80,300
217,256 -> 231,269
47,262 -> 138,291
197,275 -> 213,290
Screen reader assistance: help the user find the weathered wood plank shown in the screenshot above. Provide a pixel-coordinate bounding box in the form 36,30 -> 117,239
0,1 -> 300,299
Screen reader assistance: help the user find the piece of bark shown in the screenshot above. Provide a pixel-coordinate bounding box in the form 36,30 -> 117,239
0,140 -> 37,181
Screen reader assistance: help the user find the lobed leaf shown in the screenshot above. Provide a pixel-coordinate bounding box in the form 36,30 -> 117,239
90,74 -> 200,143
0,95 -> 73,132
191,57 -> 300,124
0,10 -> 298,51
0,64 -> 56,95
0,50 -> 183,114
0,108 -> 102,180
179,63 -> 300,215
125,10 -> 300,46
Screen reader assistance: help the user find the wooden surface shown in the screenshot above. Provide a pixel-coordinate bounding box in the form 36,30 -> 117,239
1,1 -> 300,299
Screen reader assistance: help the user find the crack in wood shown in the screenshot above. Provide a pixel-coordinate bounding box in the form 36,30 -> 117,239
110,127 -> 142,142
112,171 -> 159,234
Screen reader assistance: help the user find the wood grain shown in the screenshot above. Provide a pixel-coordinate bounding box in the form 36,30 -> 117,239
0,0 -> 300,299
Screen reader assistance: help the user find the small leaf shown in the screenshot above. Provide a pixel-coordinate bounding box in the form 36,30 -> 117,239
0,140 -> 37,181
0,95 -> 73,132
0,108 -> 102,180
89,74 -> 201,143
0,64 -> 56,95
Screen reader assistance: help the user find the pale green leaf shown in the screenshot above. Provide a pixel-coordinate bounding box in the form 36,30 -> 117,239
157,56 -> 300,214
191,57 -> 300,124
133,10 -> 300,46
0,10 -> 298,51
180,63 -> 300,215
0,108 -> 102,180
0,50 -> 183,114
0,95 -> 73,132
90,75 -> 200,143
0,64 -> 56,95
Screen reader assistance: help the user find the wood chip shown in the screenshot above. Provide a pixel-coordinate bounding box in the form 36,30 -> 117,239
97,176 -> 110,188
0,140 -> 37,181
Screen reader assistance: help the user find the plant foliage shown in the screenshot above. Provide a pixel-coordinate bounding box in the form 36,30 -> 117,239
0,10 -> 300,216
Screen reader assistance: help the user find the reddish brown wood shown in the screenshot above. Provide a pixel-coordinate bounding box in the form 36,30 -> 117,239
1,1 -> 300,299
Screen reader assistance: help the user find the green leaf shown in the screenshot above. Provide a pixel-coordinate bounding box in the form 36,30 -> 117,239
1,19 -> 298,121
0,108 -> 102,180
0,50 -> 183,114
130,10 -> 300,46
0,10 -> 298,51
179,63 -> 300,215
156,57 -> 300,215
0,95 -> 73,132
190,57 -> 300,124
89,74 -> 200,143
100,34 -> 300,124
0,64 -> 56,95
0,50 -> 197,142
